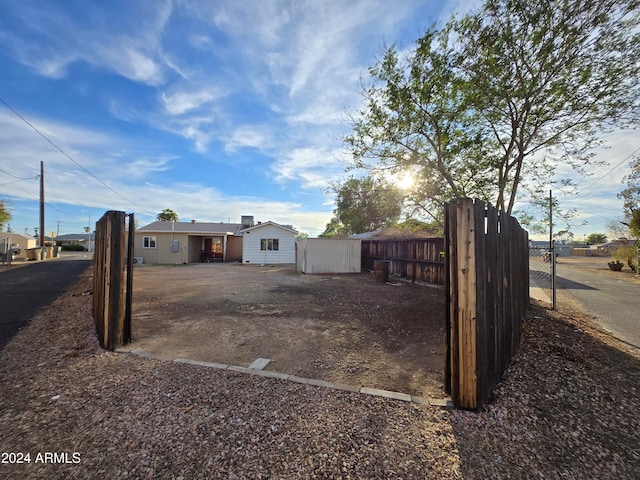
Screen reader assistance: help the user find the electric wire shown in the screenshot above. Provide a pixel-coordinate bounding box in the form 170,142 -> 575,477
0,97 -> 153,216
571,145 -> 640,197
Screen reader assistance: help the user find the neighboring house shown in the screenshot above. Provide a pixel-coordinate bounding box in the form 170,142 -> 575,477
55,233 -> 95,251
239,221 -> 297,264
349,229 -> 383,239
598,238 -> 639,255
0,233 -> 36,253
529,240 -> 572,257
134,219 -> 246,264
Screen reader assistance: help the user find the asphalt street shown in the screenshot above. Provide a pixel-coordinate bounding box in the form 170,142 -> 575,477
0,251 -> 92,350
555,262 -> 639,350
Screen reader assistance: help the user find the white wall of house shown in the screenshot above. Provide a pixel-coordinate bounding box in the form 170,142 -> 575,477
241,223 -> 296,264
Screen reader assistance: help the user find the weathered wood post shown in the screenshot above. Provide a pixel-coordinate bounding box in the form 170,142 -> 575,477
93,210 -> 128,351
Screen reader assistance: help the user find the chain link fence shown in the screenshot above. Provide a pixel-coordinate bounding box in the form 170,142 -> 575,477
0,236 -> 15,266
529,243 -> 556,309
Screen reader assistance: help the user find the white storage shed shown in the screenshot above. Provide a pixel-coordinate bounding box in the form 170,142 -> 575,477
239,221 -> 297,264
297,238 -> 361,274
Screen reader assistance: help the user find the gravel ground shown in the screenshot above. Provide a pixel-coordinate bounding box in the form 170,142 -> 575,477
1,266 -> 639,479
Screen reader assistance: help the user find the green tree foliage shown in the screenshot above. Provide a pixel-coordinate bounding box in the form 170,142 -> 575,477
156,209 -> 179,222
345,0 -> 640,224
618,156 -> 640,218
586,233 -> 608,245
322,176 -> 404,236
612,245 -> 638,272
630,210 -> 640,238
618,155 -> 640,239
0,200 -> 11,232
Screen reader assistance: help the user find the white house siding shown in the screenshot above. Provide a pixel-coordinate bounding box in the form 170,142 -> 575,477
242,224 -> 296,264
297,238 -> 361,274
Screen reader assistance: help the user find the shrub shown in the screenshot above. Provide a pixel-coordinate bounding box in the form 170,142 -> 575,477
61,244 -> 86,251
612,245 -> 638,272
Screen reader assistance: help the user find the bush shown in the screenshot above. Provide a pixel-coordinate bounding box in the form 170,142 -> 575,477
612,245 -> 638,272
61,244 -> 86,251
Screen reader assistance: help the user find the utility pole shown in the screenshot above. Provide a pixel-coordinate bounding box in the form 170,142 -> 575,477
549,189 -> 556,310
39,161 -> 45,248
56,220 -> 63,237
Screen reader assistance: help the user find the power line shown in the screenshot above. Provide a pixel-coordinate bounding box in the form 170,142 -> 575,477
0,97 -> 152,215
0,167 -> 40,181
0,177 -> 38,186
574,145 -> 640,196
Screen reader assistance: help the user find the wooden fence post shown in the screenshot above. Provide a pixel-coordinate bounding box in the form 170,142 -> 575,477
93,210 -> 129,351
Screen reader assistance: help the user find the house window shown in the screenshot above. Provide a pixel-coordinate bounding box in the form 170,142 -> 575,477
260,238 -> 279,251
143,236 -> 157,249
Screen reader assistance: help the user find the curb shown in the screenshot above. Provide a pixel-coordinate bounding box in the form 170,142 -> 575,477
117,348 -> 453,408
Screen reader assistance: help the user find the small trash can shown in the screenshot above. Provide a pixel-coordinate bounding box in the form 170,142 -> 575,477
374,260 -> 390,283
46,246 -> 54,259
53,246 -> 60,258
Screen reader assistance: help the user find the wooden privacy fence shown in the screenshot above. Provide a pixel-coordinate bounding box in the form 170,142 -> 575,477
445,198 -> 529,411
361,238 -> 445,285
93,210 -> 134,351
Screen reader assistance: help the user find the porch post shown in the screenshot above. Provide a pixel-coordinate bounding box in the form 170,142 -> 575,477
222,235 -> 228,262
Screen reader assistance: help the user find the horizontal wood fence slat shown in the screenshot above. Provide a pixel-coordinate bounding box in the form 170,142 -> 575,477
361,238 -> 445,285
445,198 -> 529,411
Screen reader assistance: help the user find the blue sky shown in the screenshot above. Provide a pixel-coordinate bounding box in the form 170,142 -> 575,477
0,0 -> 636,240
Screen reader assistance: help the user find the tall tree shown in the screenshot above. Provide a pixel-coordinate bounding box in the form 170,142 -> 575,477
586,233 -> 608,245
618,156 -> 640,238
618,155 -> 640,219
156,209 -> 179,222
0,200 -> 11,232
323,176 -> 405,236
345,0 -> 640,223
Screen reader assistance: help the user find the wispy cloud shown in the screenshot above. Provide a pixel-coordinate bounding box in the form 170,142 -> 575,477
0,0 -> 173,85
160,87 -> 227,116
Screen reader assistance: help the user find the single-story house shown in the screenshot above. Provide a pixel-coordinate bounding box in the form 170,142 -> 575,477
55,233 -> 95,251
134,219 -> 246,264
239,221 -> 298,264
528,240 -> 572,257
0,233 -> 36,253
597,238 -> 639,255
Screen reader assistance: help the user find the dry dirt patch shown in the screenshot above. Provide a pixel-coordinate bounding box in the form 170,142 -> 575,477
130,263 -> 446,399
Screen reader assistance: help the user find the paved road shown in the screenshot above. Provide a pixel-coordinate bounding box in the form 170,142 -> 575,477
0,252 -> 92,350
555,262 -> 639,350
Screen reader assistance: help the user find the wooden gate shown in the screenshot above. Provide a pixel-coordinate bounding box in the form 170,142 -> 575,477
445,198 -> 529,410
93,210 -> 134,351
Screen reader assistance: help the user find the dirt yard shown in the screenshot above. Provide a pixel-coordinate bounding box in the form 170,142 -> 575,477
129,263 -> 446,399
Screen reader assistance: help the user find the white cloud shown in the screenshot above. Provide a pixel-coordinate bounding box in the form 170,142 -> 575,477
270,147 -> 346,189
224,125 -> 276,153
160,88 -> 226,116
0,0 -> 173,85
97,42 -> 165,86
